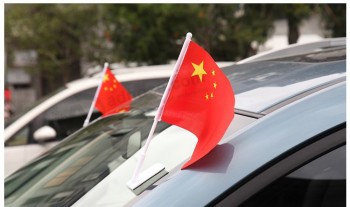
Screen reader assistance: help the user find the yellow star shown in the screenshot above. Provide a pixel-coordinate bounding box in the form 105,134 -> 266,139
205,93 -> 209,100
191,61 -> 207,82
212,70 -> 216,76
113,84 -> 117,88
213,82 -> 217,89
210,92 -> 214,98
104,87 -> 108,91
103,74 -> 110,82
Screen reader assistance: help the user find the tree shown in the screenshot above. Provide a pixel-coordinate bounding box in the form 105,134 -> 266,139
318,4 -> 346,37
266,4 -> 314,44
105,4 -> 203,65
5,4 -> 100,95
6,3 -> 345,97
105,4 -> 275,64
201,4 -> 275,60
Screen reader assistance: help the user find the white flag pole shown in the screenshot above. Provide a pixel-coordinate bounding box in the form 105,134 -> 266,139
129,32 -> 192,185
83,62 -> 109,127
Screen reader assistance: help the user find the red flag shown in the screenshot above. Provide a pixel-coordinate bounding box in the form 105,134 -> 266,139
161,41 -> 235,169
95,68 -> 133,116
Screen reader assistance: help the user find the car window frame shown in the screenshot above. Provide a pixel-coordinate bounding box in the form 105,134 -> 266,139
214,123 -> 346,206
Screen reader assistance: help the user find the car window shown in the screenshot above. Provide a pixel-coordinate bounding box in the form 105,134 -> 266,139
5,88 -> 101,146
5,126 -> 30,146
4,92 -> 169,207
222,47 -> 346,114
123,78 -> 169,97
272,47 -> 346,63
241,145 -> 345,207
43,88 -> 100,140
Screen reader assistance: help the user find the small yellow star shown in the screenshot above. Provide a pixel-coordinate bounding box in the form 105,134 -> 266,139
213,82 -> 217,89
104,87 -> 108,91
205,93 -> 209,100
191,61 -> 207,82
109,87 -> 113,91
113,84 -> 117,88
210,92 -> 214,98
211,70 -> 216,76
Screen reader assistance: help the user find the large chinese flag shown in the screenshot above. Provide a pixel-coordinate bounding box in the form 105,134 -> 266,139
95,68 -> 133,116
161,41 -> 235,169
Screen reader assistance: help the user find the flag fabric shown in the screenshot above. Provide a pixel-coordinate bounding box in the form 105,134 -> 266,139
95,68 -> 133,116
160,41 -> 235,169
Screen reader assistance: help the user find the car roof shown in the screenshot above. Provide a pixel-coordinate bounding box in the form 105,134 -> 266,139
131,82 -> 346,207
66,62 -> 234,88
238,37 -> 345,64
223,46 -> 345,115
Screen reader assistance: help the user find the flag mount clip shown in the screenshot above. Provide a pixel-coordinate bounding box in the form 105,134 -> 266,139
127,163 -> 168,195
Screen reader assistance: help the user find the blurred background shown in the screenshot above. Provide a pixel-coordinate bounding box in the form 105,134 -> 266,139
4,3 -> 346,119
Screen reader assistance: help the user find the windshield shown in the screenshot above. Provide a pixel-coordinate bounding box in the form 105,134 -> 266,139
223,48 -> 346,113
5,91 -> 169,207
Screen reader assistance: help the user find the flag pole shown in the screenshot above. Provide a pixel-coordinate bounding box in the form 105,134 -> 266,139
83,62 -> 109,127
129,32 -> 192,185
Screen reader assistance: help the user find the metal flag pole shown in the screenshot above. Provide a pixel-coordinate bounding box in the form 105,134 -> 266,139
128,33 -> 192,187
83,62 -> 109,127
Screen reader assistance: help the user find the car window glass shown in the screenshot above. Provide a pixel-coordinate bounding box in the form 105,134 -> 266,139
45,88 -> 96,121
241,145 -> 345,207
221,46 -> 346,114
5,87 -> 66,127
123,78 -> 169,97
272,47 -> 346,63
4,92 -> 169,207
43,88 -> 99,140
5,126 -> 29,146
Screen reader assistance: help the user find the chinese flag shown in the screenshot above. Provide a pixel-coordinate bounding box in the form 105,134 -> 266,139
95,68 -> 133,116
161,41 -> 235,169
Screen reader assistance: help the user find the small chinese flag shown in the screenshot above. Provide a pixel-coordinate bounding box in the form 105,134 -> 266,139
95,68 -> 133,116
161,41 -> 235,169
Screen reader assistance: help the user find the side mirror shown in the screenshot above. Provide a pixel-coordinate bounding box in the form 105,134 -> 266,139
33,126 -> 57,142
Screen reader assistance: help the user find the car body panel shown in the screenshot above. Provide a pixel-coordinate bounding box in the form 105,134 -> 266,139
72,114 -> 256,207
132,82 -> 345,207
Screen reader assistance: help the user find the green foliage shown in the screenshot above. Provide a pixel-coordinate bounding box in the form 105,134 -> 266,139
5,4 -> 346,95
106,4 -> 274,63
105,4 -> 203,65
318,4 -> 346,37
5,4 -> 99,93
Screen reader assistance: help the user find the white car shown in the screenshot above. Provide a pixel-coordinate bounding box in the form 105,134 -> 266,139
4,62 -> 233,177
4,64 -> 173,177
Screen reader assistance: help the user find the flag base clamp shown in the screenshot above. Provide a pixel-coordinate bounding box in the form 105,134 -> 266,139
127,163 -> 168,195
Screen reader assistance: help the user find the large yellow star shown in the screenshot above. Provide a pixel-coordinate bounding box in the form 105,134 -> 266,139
103,74 -> 110,82
191,61 -> 207,82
